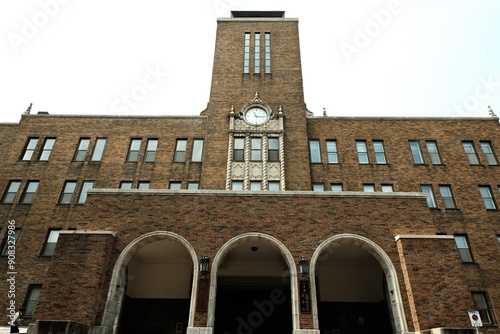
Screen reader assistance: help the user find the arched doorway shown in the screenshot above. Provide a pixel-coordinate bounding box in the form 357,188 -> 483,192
208,233 -> 299,334
100,232 -> 199,334
311,234 -> 407,334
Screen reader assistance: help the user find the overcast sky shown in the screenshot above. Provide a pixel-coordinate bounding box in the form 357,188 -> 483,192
1,0 -> 500,123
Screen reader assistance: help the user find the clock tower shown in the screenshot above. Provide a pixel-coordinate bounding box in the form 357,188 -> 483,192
202,11 -> 312,190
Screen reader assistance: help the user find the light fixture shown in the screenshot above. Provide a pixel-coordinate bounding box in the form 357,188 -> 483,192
299,257 -> 309,276
199,256 -> 210,275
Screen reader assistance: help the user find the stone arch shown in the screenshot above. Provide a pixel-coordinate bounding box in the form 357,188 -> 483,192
99,231 -> 199,334
310,234 -> 408,334
206,232 -> 300,331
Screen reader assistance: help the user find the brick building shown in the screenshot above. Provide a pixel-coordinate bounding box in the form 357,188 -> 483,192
1,10 -> 499,334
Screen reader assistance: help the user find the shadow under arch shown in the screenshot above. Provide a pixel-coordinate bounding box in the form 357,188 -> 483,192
206,232 -> 300,331
310,234 -> 408,334
99,231 -> 200,334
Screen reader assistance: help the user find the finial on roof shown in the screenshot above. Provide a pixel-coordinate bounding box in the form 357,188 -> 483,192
488,106 -> 496,117
24,102 -> 33,114
323,108 -> 327,116
253,91 -> 261,102
230,105 -> 235,114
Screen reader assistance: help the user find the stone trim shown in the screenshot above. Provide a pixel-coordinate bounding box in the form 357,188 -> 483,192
59,230 -> 116,236
395,235 -> 455,242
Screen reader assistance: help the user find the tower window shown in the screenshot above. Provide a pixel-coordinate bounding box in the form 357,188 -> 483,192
233,138 -> 245,161
268,138 -> 279,161
254,33 -> 260,74
243,33 -> 250,74
251,138 -> 262,161
265,33 -> 271,74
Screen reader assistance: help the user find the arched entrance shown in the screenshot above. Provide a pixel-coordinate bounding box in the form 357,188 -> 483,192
310,234 -> 407,334
100,232 -> 199,334
208,233 -> 299,334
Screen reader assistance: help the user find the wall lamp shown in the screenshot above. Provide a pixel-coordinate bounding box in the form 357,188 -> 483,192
199,256 -> 210,275
299,257 -> 309,276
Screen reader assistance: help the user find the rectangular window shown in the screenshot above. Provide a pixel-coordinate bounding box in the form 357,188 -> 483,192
472,292 -> 493,325
38,138 -> 55,161
187,182 -> 199,190
243,33 -> 250,74
2,180 -> 21,204
90,138 -> 107,161
309,140 -> 321,163
21,138 -> 39,161
41,229 -> 60,256
268,138 -> 279,162
264,33 -> 271,74
251,138 -> 262,161
313,183 -> 324,191
119,181 -> 132,189
250,181 -> 262,191
356,141 -> 369,164
169,181 -> 181,190
23,284 -> 42,316
363,184 -> 375,192
463,141 -> 480,165
1,228 -> 20,256
326,140 -> 338,163
127,138 -> 142,162
233,138 -> 245,161
426,141 -> 442,164
74,138 -> 90,161
59,181 -> 77,204
373,141 -> 386,164
20,181 -> 39,204
331,184 -> 343,192
137,181 -> 150,190
254,33 -> 260,74
268,181 -> 280,191
192,139 -> 204,162
232,181 -> 243,190
439,185 -> 456,209
381,184 -> 394,192
479,186 -> 497,209
144,139 -> 158,162
454,235 -> 473,263
77,181 -> 94,204
174,139 -> 187,162
480,141 -> 498,165
409,141 -> 424,164
421,185 -> 437,208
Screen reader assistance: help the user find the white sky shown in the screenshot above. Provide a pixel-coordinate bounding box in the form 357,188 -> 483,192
1,0 -> 500,123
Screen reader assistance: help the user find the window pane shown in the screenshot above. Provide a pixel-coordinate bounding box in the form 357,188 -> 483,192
426,141 -> 442,164
144,139 -> 158,162
233,138 -> 245,161
174,139 -> 187,162
309,140 -> 321,163
268,181 -> 280,191
326,140 -> 338,163
24,285 -> 42,316
169,182 -> 181,190
251,138 -> 262,161
363,184 -> 375,192
373,141 -> 386,164
78,181 -> 94,204
39,138 -> 56,161
60,181 -> 76,204
454,235 -> 473,263
479,186 -> 496,209
463,142 -> 479,164
264,32 -> 271,73
382,185 -> 393,192
472,292 -> 493,324
2,181 -> 21,204
1,229 -> 20,255
356,141 -> 369,164
91,138 -> 107,161
22,138 -> 39,160
21,181 -> 39,204
480,142 -> 498,165
439,185 -> 456,209
127,139 -> 141,162
331,184 -> 343,192
187,182 -> 199,190
410,141 -> 424,164
42,230 -> 60,256
243,33 -> 250,74
421,185 -> 437,208
268,138 -> 279,162
313,184 -> 324,191
192,139 -> 204,162
250,181 -> 261,191
232,181 -> 243,190
138,182 -> 150,189
119,181 -> 132,189
74,138 -> 90,161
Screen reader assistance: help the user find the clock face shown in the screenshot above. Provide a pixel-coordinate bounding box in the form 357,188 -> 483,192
245,107 -> 268,125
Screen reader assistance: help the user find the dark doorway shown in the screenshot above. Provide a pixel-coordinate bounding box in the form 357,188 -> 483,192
214,277 -> 293,334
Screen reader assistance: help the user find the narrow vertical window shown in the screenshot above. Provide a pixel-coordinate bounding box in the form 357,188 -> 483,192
1,229 -> 20,255
169,181 -> 181,190
382,184 -> 394,192
250,181 -> 262,191
187,182 -> 199,190
20,181 -> 39,204
78,181 -> 94,204
309,140 -> 321,163
454,235 -> 473,263
421,185 -> 437,208
41,229 -> 60,256
356,141 -> 369,164
233,138 -> 245,161
254,33 -> 260,74
191,139 -> 204,162
480,141 -> 498,165
264,32 -> 271,74
59,181 -> 76,204
471,292 -> 493,325
409,141 -> 424,164
243,33 -> 250,74
127,139 -> 142,162
268,138 -> 279,162
268,181 -> 280,191
144,139 -> 158,162
426,141 -> 441,164
74,138 -> 90,161
373,141 -> 386,164
479,186 -> 497,209
138,181 -> 150,189
119,181 -> 132,189
363,184 -> 375,192
39,138 -> 56,161
90,138 -> 107,161
331,184 -> 343,192
439,185 -> 456,209
2,181 -> 21,204
463,141 -> 480,165
22,138 -> 39,161
174,139 -> 187,162
326,140 -> 338,163
23,284 -> 42,316
251,138 -> 262,161
232,181 -> 243,190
